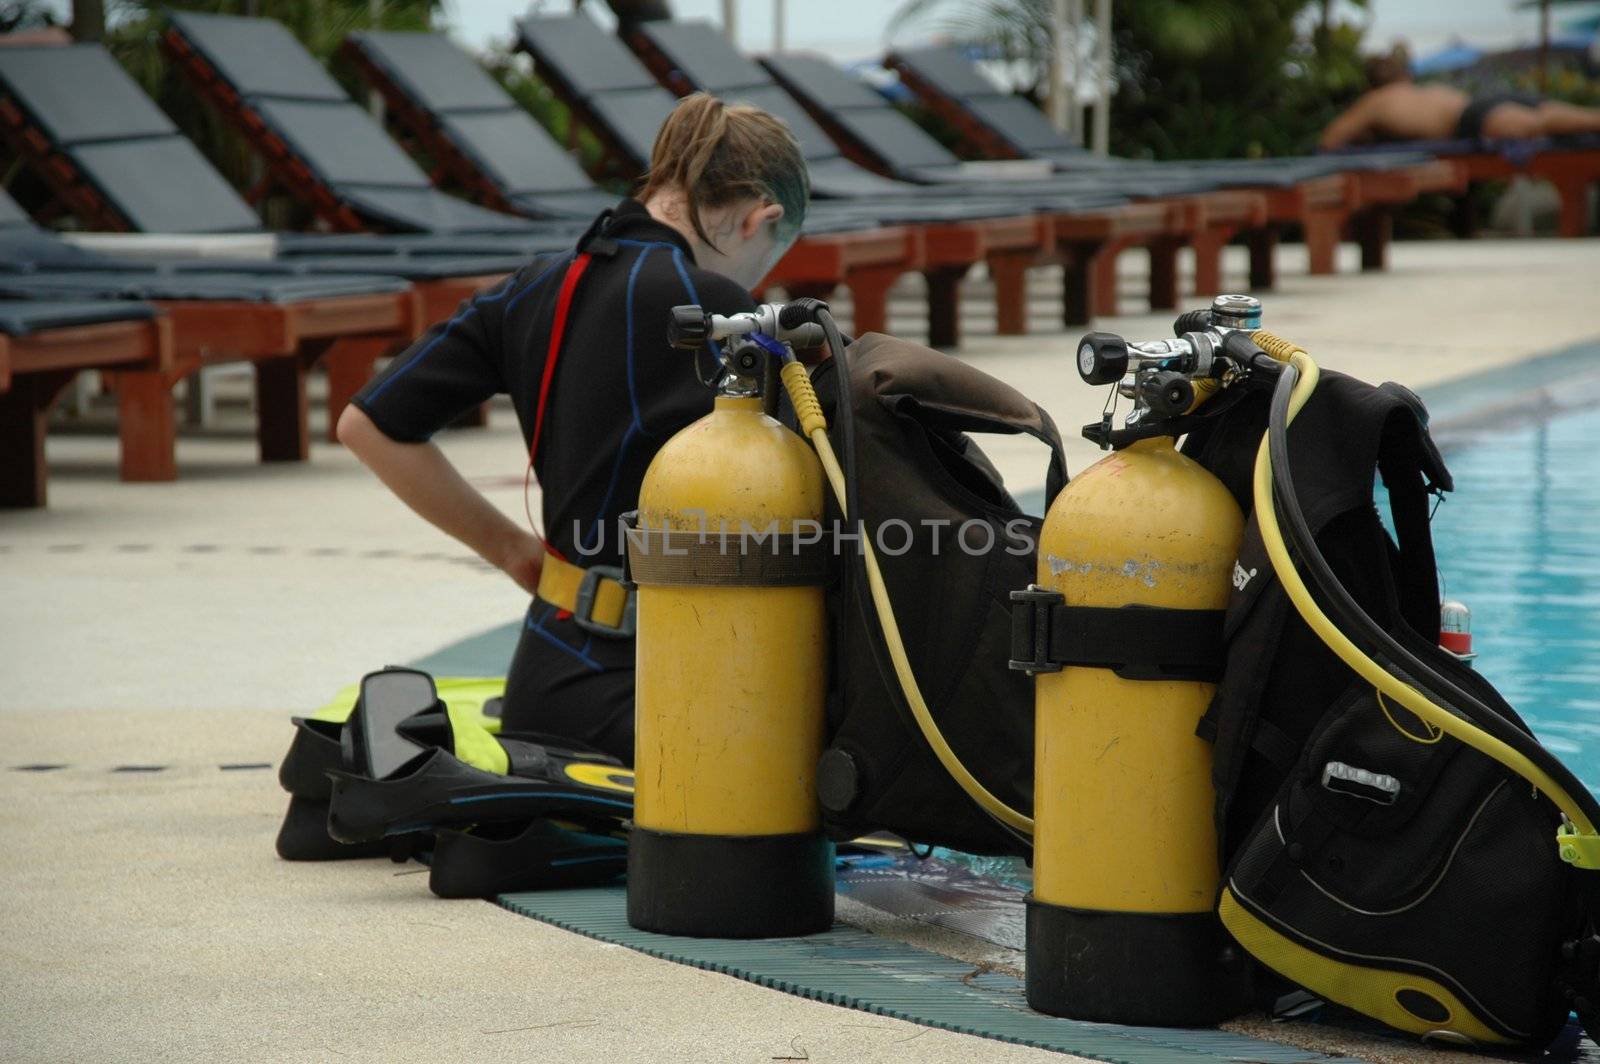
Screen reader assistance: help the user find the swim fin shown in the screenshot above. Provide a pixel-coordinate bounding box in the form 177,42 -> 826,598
273,715 -> 422,861
324,673 -> 633,844
428,819 -> 628,898
273,665 -> 468,861
327,736 -> 634,843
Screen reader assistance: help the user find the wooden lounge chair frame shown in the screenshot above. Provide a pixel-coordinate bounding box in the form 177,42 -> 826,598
0,310 -> 172,507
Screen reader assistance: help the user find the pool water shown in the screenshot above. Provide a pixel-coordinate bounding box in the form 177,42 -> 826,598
1430,403 -> 1600,797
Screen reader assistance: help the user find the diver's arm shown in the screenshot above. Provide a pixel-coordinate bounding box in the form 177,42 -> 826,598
337,405 -> 542,594
1318,97 -> 1374,150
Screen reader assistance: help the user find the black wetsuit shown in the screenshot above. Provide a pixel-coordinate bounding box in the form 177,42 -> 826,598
1456,92 -> 1543,139
352,199 -> 756,763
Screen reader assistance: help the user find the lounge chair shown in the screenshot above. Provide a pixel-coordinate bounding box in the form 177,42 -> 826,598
0,186 -> 420,482
1324,136 -> 1600,237
343,29 -> 967,344
340,30 -> 618,221
518,15 -> 1204,332
0,41 -> 575,426
622,19 -> 1277,320
159,11 -> 544,237
0,298 -> 171,507
885,44 -> 1468,277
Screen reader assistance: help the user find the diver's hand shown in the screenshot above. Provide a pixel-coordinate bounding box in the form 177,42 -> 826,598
498,532 -> 545,596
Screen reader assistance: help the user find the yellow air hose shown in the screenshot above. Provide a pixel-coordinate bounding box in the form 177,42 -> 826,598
780,361 -> 1035,834
1247,335 -> 1600,850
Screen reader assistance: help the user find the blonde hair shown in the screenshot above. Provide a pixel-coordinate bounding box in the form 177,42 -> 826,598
639,93 -> 809,251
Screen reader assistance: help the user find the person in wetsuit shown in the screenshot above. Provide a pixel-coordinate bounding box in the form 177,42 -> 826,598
1319,45 -> 1600,149
336,95 -> 810,764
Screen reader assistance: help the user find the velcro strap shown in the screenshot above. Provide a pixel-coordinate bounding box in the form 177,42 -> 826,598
626,526 -> 831,587
1010,596 -> 1226,682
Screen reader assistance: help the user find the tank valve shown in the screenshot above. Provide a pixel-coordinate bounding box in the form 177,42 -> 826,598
1078,297 -> 1271,449
1077,332 -> 1129,385
1139,371 -> 1195,419
1439,599 -> 1476,664
1209,293 -> 1263,331
667,305 -> 711,350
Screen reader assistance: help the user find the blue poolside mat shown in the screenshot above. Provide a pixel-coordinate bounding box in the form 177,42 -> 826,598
408,621 -> 521,676
499,885 -> 1332,1064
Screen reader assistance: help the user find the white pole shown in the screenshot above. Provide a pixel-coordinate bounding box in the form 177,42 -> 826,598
774,0 -> 786,52
723,0 -> 738,46
1091,0 -> 1110,155
1066,0 -> 1082,142
1048,0 -> 1067,133
368,0 -> 383,117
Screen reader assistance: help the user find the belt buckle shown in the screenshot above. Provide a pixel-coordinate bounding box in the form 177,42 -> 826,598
573,564 -> 636,639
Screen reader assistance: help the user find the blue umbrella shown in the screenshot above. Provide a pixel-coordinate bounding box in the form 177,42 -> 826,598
1412,42 -> 1485,75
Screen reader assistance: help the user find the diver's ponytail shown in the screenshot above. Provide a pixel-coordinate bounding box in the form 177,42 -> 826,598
640,92 -> 809,251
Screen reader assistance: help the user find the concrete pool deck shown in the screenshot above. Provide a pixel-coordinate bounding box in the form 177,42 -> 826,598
3,238 -> 1599,1062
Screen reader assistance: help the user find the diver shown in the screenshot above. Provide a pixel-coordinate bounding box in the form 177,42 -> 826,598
336,94 -> 810,765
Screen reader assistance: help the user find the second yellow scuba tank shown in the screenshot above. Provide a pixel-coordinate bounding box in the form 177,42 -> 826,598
1012,295 -> 1278,1024
625,308 -> 834,938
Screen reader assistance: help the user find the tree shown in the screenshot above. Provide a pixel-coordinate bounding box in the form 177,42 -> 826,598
72,0 -> 104,40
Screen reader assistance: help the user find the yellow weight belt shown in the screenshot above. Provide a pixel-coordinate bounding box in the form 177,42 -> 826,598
535,553 -> 635,637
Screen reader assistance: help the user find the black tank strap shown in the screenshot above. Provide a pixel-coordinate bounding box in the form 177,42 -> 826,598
1010,594 -> 1226,682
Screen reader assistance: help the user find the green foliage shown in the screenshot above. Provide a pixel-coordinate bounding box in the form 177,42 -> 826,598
0,1 -> 60,32
891,0 -> 1372,159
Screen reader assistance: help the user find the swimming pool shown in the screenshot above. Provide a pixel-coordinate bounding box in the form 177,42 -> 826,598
1432,402 -> 1600,797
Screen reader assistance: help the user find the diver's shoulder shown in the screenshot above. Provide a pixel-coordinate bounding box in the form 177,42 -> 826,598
684,266 -> 758,313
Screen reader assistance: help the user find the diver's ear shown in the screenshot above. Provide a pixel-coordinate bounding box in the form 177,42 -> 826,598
741,201 -> 784,239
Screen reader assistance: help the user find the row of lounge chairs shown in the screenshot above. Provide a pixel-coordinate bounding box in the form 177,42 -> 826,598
2,9 -> 1594,508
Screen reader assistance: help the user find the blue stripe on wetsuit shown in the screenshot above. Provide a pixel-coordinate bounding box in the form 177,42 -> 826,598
363,253 -> 573,403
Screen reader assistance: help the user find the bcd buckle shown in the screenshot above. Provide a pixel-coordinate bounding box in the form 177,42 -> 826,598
573,565 -> 636,639
1009,585 -> 1065,675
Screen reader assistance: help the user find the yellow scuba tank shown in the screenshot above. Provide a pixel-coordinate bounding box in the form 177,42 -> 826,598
625,315 -> 833,938
1014,299 -> 1265,1024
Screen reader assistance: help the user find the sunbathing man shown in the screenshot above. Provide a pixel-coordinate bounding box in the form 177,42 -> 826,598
1320,46 -> 1600,149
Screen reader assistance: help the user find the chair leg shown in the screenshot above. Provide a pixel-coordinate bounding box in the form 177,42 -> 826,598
1190,228 -> 1231,297
924,265 -> 967,350
113,368 -> 178,483
845,266 -> 901,336
1147,235 -> 1183,311
1353,208 -> 1392,272
1061,241 -> 1103,327
1549,173 -> 1594,237
1449,187 -> 1478,239
1304,209 -> 1343,275
1247,227 -> 1279,291
1091,241 -> 1123,318
255,356 -> 309,464
989,251 -> 1032,336
322,336 -> 390,443
0,371 -> 73,508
